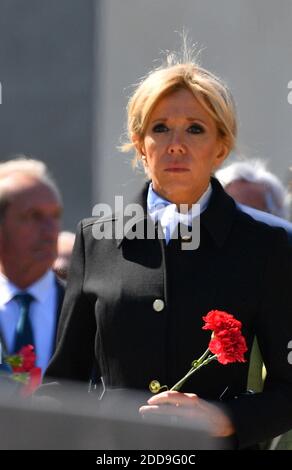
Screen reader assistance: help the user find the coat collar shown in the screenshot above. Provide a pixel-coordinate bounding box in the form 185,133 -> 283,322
111,177 -> 237,248
200,177 -> 238,247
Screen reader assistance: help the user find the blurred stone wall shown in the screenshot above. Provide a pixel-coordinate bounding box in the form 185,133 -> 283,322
0,0 -> 95,229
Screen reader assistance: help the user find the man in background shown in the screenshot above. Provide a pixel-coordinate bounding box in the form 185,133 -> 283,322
0,157 -> 64,374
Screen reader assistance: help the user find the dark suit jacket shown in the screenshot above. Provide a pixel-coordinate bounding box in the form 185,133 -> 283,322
46,178 -> 292,449
53,276 -> 65,350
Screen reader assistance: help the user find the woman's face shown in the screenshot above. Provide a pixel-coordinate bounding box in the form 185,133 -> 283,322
137,88 -> 228,205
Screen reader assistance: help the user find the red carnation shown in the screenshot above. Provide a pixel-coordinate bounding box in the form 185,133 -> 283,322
3,345 -> 42,396
165,310 -> 248,393
203,310 -> 247,364
203,310 -> 242,333
12,345 -> 36,373
209,329 -> 247,364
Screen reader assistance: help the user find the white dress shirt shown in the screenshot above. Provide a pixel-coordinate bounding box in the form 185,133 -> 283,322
0,270 -> 57,374
147,182 -> 212,243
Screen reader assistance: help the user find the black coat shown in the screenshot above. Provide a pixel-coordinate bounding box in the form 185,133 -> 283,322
239,203 -> 292,244
46,178 -> 292,448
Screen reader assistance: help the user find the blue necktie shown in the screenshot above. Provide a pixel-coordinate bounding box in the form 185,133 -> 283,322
13,293 -> 35,353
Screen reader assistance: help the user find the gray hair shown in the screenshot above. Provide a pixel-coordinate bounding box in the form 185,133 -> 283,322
216,159 -> 289,219
0,155 -> 62,222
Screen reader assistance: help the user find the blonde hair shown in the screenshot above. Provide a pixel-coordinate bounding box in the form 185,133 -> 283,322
121,61 -> 237,168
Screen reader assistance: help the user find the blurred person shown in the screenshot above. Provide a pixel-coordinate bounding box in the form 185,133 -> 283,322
216,160 -> 290,219
45,56 -> 292,449
0,157 -> 65,374
53,231 -> 75,280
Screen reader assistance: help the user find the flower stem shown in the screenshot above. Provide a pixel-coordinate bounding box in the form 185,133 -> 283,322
170,354 -> 217,391
191,347 -> 210,368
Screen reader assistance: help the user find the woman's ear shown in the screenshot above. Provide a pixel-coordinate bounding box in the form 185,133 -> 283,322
213,141 -> 229,171
132,134 -> 144,156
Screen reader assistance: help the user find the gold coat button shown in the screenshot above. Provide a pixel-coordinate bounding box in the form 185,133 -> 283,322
153,299 -> 165,312
149,380 -> 161,393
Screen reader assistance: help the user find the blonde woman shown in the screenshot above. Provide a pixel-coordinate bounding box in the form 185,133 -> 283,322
46,59 -> 292,449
